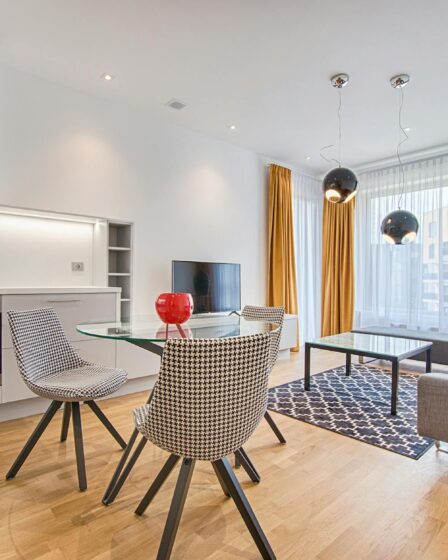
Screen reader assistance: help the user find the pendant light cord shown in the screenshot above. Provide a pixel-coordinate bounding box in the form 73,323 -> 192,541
319,87 -> 343,167
338,88 -> 342,168
397,86 -> 409,210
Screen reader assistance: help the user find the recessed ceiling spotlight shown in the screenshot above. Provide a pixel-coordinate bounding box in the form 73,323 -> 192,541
101,73 -> 114,81
228,124 -> 237,131
305,155 -> 312,160
165,98 -> 188,110
404,127 -> 412,133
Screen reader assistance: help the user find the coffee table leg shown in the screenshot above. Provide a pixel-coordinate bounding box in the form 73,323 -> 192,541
305,343 -> 311,390
426,348 -> 432,373
346,353 -> 351,376
391,358 -> 399,415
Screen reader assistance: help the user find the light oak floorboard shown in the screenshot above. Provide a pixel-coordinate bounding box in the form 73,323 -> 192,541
1,350 -> 448,559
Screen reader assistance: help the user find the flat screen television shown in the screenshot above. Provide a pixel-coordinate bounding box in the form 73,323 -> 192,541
172,260 -> 241,314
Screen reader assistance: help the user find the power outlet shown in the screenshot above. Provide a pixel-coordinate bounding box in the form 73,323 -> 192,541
71,262 -> 84,272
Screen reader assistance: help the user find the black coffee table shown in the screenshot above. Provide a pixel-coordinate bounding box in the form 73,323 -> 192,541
304,332 -> 433,415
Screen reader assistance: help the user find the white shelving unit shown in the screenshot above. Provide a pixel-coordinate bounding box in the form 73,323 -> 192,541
107,221 -> 133,321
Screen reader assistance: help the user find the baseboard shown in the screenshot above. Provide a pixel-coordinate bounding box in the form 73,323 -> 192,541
0,375 -> 157,423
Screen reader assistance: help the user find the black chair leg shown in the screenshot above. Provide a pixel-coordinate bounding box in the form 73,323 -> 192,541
6,400 -> 62,480
85,400 -> 127,449
213,458 -> 276,560
135,454 -> 180,515
71,402 -> 87,491
156,458 -> 195,560
264,411 -> 286,444
235,447 -> 261,483
212,463 -> 231,497
234,453 -> 241,468
104,435 -> 148,504
103,389 -> 154,504
102,427 -> 139,504
60,402 -> 72,442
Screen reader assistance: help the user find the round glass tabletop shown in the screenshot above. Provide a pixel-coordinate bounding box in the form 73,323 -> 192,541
77,314 -> 279,343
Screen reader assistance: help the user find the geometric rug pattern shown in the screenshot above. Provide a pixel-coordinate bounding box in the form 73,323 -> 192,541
268,364 -> 433,459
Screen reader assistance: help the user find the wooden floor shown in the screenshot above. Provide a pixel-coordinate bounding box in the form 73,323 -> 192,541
1,350 -> 448,560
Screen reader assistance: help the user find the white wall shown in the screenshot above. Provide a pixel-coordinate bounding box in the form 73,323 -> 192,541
0,65 -> 267,311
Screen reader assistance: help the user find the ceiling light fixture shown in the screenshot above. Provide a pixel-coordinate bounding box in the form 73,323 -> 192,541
381,74 -> 419,245
101,73 -> 114,81
228,124 -> 237,131
404,127 -> 412,132
321,74 -> 358,204
305,155 -> 312,161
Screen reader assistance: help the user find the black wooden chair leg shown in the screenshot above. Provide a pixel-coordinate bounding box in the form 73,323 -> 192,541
103,390 -> 155,504
135,454 -> 180,515
104,435 -> 148,504
85,400 -> 127,449
60,402 -> 71,442
264,411 -> 286,444
102,427 -> 139,504
235,447 -> 261,483
156,458 -> 195,560
234,453 -> 241,468
6,400 -> 62,480
213,458 -> 276,560
212,463 -> 231,497
71,402 -> 87,491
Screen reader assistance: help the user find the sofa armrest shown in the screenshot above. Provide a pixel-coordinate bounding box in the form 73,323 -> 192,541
418,373 -> 448,442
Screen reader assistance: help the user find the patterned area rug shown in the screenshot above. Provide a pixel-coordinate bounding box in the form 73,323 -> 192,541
268,364 -> 433,459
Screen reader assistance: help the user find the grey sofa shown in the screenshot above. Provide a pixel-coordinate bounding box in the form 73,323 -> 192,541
418,373 -> 448,446
352,326 -> 448,365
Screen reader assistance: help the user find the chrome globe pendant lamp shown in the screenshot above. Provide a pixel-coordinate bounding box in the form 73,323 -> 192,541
322,73 -> 358,204
381,74 -> 419,245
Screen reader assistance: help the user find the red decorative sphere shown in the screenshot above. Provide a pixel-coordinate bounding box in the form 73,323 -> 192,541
155,293 -> 194,324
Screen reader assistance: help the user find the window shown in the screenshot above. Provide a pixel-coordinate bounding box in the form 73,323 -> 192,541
355,155 -> 448,333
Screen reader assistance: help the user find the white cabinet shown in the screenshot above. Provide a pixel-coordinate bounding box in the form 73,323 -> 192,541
1,349 -> 35,402
116,341 -> 160,380
279,314 -> 298,351
1,292 -> 119,349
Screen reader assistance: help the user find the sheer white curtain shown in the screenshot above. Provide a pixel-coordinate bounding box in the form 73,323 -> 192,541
355,154 -> 448,332
293,172 -> 322,343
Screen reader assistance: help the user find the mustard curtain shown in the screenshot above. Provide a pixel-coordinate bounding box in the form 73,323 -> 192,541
268,164 -> 299,350
321,196 -> 355,336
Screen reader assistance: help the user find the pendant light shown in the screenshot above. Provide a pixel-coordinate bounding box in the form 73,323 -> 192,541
322,74 -> 358,204
381,74 -> 419,245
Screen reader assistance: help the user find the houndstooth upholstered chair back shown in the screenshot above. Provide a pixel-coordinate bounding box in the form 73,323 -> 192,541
241,305 -> 285,370
8,308 -> 85,385
134,333 -> 271,462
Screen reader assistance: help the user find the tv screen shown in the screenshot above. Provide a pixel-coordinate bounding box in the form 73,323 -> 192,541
172,261 -> 241,314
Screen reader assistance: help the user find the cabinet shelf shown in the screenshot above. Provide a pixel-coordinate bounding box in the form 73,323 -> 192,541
108,221 -> 133,322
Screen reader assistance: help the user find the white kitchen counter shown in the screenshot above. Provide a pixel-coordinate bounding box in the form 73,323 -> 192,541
0,287 -> 121,295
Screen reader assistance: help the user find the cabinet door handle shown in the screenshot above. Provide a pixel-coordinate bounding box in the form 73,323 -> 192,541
46,299 -> 81,303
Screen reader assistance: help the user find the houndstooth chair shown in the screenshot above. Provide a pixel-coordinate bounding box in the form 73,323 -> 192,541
132,334 -> 276,560
6,308 -> 128,491
242,305 -> 286,444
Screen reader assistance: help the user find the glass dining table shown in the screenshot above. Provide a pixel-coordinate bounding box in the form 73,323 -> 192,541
77,314 -> 279,505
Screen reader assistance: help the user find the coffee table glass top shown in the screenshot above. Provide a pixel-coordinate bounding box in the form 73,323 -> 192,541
308,331 -> 432,359
77,315 -> 279,343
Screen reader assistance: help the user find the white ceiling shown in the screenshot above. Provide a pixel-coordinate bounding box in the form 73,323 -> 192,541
1,0 -> 448,173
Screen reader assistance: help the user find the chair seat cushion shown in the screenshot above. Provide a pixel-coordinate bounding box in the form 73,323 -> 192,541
28,364 -> 127,401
